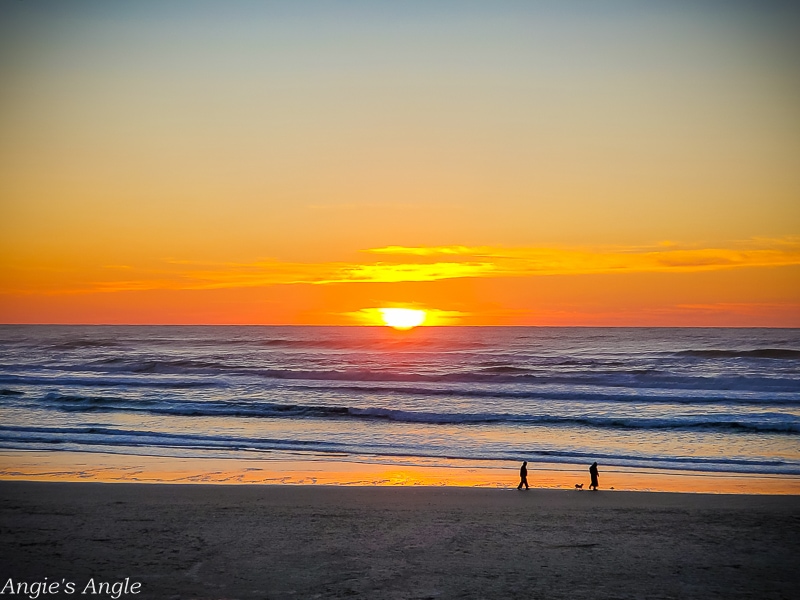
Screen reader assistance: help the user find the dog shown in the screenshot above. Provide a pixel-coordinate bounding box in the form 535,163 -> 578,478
574,483 -> 584,490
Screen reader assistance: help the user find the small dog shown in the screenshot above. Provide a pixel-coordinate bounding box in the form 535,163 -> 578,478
574,483 -> 584,490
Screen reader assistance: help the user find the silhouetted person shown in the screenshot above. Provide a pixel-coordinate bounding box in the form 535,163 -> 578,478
517,461 -> 529,490
589,462 -> 599,491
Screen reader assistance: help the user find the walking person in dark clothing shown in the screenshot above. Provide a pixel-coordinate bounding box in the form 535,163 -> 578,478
589,462 -> 599,490
517,461 -> 529,490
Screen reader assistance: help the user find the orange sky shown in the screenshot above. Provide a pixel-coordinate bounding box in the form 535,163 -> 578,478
1,2 -> 799,326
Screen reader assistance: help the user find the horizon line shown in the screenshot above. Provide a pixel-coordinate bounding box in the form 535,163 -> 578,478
1,323 -> 798,329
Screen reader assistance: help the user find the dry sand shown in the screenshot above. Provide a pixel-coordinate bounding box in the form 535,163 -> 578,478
1,481 -> 798,599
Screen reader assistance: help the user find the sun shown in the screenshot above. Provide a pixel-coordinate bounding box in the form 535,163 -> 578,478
379,308 -> 427,330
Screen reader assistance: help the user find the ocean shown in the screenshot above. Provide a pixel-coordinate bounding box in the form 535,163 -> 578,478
1,325 -> 798,482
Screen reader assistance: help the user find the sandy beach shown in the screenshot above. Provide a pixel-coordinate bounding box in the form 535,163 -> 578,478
1,481 -> 798,599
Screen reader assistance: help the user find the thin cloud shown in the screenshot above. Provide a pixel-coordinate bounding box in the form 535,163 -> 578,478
317,262 -> 496,284
3,238 -> 798,295
366,239 -> 800,275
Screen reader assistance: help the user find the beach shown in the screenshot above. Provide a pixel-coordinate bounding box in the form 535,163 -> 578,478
2,481 -> 798,599
2,326 -> 798,597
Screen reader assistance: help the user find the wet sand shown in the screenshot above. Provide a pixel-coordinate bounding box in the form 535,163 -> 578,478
1,481 -> 798,599
3,450 -> 799,494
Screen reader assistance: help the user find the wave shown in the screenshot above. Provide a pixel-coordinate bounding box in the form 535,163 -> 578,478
285,383 -> 800,406
8,358 -> 797,393
3,361 -> 798,402
92,358 -> 227,374
477,366 -> 536,374
0,424 -> 350,452
0,374 -> 218,389
346,407 -> 800,433
29,393 -> 800,434
48,339 -> 122,350
1,424 -> 797,475
256,337 -> 492,352
677,348 -> 800,360
243,369 -> 800,392
35,392 -> 351,419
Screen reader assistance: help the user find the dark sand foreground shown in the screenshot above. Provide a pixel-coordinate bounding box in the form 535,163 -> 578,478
1,482 -> 798,599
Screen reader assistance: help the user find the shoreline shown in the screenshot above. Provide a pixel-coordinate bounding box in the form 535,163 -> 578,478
2,481 -> 799,599
2,450 -> 798,494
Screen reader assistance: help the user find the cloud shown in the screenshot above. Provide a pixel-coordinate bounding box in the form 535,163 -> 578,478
3,238 -> 799,295
365,239 -> 800,276
317,261 -> 496,284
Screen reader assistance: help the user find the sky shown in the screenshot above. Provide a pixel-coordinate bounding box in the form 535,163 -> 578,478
1,1 -> 799,326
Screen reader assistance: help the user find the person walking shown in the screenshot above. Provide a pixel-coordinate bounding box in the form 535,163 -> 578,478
517,461 -> 529,490
589,461 -> 599,491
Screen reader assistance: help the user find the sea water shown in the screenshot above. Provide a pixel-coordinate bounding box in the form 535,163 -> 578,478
0,325 -> 798,478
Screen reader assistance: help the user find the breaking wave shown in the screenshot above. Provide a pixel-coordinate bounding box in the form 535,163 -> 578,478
22,392 -> 800,434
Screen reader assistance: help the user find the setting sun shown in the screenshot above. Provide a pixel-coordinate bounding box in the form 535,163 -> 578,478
378,308 -> 427,330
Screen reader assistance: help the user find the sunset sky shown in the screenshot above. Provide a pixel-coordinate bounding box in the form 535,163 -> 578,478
1,1 -> 798,326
